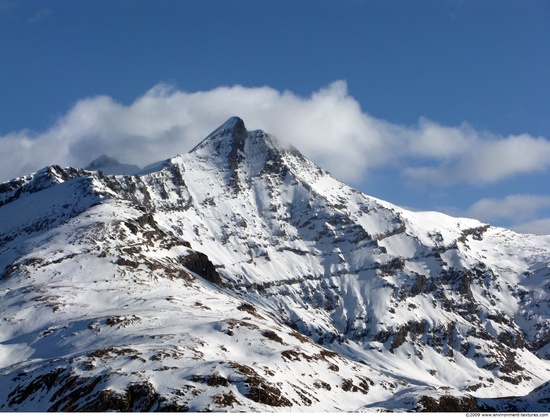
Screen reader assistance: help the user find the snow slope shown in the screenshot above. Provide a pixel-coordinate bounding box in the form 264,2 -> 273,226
1,117 -> 549,411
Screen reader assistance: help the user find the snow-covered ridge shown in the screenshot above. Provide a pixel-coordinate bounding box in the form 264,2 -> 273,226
1,117 -> 549,411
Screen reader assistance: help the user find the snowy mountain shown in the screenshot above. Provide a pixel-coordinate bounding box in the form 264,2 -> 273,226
1,117 -> 549,412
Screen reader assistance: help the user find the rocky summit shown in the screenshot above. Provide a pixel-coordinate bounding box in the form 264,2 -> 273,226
1,117 -> 549,412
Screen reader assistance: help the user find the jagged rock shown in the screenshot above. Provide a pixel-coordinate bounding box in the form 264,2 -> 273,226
182,251 -> 224,287
418,395 -> 485,412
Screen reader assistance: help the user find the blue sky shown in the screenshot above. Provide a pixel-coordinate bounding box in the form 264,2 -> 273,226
1,0 -> 549,234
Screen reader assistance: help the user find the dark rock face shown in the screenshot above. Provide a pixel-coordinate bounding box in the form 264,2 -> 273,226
419,395 -> 486,412
226,118 -> 248,191
227,117 -> 248,154
183,251 -> 224,287
6,365 -> 186,412
229,362 -> 292,407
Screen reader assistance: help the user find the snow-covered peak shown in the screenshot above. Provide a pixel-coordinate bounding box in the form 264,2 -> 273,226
190,116 -> 248,153
218,115 -> 247,133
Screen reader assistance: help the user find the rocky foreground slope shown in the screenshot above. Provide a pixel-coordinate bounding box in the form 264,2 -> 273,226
1,117 -> 549,411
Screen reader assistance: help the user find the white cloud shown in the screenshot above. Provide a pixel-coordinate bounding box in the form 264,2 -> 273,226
1,81 -> 549,193
403,128 -> 550,187
466,195 -> 550,224
464,194 -> 550,235
408,118 -> 477,160
511,218 -> 550,235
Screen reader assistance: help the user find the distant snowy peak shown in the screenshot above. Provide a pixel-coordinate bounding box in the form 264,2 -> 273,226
85,154 -> 141,175
86,154 -> 119,169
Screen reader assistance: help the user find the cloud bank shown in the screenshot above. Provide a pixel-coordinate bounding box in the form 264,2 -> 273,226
2,80 -> 549,186
1,81 -> 549,233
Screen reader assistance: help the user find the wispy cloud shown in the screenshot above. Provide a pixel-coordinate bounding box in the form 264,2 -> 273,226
464,195 -> 550,235
466,194 -> 550,224
28,8 -> 51,24
0,0 -> 14,15
511,218 -> 550,235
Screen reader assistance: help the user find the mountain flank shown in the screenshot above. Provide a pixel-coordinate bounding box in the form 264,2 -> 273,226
1,117 -> 549,412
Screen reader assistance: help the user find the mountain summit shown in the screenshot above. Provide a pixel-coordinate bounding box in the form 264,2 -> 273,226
191,116 -> 248,153
1,118 -> 550,412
